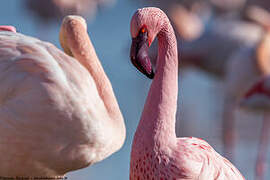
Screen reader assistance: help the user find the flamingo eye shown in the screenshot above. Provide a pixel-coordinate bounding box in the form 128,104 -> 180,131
141,27 -> 146,33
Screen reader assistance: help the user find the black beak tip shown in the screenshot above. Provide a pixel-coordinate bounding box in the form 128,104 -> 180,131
146,70 -> 155,79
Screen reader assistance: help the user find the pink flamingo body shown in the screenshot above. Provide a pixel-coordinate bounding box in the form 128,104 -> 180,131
0,16 -> 125,177
129,7 -> 244,179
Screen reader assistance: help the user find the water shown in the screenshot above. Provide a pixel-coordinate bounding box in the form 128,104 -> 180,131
1,0 -> 269,179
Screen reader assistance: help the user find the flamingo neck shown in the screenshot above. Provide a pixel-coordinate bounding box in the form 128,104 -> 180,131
62,22 -> 125,153
65,22 -> 123,122
136,21 -> 178,145
256,32 -> 270,76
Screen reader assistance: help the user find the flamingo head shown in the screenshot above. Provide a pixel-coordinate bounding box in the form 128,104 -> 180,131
130,7 -> 167,79
240,77 -> 270,111
59,15 -> 87,57
0,26 -> 16,33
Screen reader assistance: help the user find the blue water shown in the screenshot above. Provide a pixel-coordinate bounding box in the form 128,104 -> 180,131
1,0 -> 269,179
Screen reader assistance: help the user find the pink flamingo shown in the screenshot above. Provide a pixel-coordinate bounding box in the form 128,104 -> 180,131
129,7 -> 244,179
0,16 -> 125,178
241,77 -> 270,180
229,32 -> 270,180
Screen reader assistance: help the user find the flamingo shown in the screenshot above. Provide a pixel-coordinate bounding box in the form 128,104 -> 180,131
139,0 -> 270,167
0,15 -> 125,178
225,31 -> 270,180
129,7 -> 244,179
25,0 -> 115,22
240,77 -> 270,180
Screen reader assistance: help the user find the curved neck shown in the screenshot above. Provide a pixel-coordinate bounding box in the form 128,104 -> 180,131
63,22 -> 123,121
137,21 -> 178,143
256,32 -> 270,76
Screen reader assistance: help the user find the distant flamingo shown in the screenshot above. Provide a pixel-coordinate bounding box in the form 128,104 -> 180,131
129,7 -> 244,179
241,77 -> 270,180
25,0 -> 115,22
220,26 -> 270,164
227,31 -> 270,180
0,16 -> 125,178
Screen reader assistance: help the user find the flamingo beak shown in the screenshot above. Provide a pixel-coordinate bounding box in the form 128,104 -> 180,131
240,79 -> 270,111
130,30 -> 154,79
0,26 -> 16,33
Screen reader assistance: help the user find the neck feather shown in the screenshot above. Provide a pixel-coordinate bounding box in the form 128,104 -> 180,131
256,33 -> 270,76
65,23 -> 123,122
136,21 -> 178,143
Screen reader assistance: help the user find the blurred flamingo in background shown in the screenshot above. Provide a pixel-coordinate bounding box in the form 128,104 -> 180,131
129,7 -> 244,179
227,31 -> 270,180
241,78 -> 270,180
0,15 -> 125,177
25,0 -> 115,22
221,11 -> 270,164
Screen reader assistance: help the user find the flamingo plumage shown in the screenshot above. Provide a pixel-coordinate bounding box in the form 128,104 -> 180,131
129,7 -> 244,179
0,15 -> 125,178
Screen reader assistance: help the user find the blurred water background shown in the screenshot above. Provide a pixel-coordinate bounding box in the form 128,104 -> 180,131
1,0 -> 269,179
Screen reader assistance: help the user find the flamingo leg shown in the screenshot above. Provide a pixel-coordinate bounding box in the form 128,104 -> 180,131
255,113 -> 270,180
222,96 -> 236,162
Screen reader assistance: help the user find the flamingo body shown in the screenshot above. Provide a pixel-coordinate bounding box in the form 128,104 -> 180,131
1,31 -> 97,175
0,16 -> 125,177
131,136 -> 243,179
